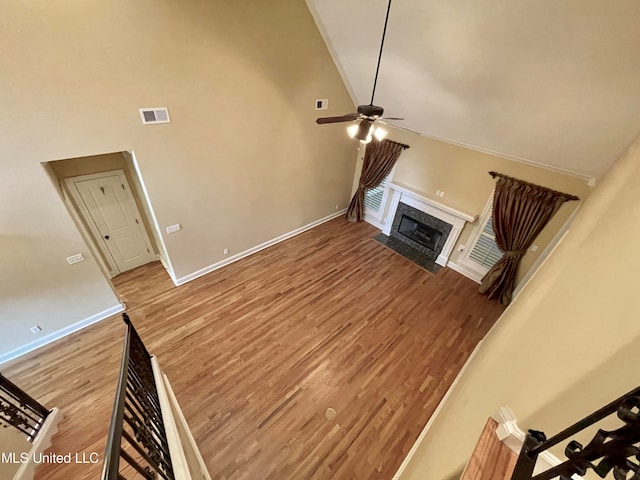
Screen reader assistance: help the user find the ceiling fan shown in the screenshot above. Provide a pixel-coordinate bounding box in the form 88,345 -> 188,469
316,0 -> 403,144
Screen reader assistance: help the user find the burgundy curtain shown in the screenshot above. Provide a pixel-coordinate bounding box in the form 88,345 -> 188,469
479,172 -> 579,305
347,139 -> 408,222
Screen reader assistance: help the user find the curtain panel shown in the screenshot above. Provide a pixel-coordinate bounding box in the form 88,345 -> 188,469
479,172 -> 579,305
347,139 -> 408,222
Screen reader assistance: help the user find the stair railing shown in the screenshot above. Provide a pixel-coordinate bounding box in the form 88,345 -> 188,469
102,313 -> 175,480
511,385 -> 640,480
0,373 -> 50,442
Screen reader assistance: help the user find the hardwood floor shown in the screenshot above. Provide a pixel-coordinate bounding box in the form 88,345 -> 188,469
460,418 -> 517,480
3,218 -> 505,479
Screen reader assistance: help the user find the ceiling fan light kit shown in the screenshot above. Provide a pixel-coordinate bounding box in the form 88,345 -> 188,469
316,0 -> 402,144
347,121 -> 387,144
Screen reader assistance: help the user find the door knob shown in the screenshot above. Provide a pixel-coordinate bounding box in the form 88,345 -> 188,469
104,235 -> 110,240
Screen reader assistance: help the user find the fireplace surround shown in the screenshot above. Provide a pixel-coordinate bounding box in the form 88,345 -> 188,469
381,183 -> 477,267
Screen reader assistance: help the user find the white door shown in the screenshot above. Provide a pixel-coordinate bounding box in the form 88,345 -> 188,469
67,170 -> 153,274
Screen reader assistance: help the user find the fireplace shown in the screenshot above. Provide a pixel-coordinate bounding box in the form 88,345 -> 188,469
379,182 -> 477,270
398,215 -> 442,252
389,202 -> 453,261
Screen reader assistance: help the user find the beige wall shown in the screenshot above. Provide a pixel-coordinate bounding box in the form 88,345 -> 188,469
0,427 -> 30,479
372,127 -> 592,283
0,0 -> 356,357
399,133 -> 640,479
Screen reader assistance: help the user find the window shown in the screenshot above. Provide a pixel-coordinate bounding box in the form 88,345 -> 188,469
457,193 -> 503,279
363,174 -> 389,214
468,216 -> 503,269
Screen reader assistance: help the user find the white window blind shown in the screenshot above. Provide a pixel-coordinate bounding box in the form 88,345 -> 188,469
364,175 -> 389,213
468,216 -> 503,269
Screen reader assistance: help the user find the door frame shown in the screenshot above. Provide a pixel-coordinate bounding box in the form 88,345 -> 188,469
64,169 -> 156,276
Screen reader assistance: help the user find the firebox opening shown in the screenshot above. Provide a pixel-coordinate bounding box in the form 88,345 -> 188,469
398,215 -> 443,252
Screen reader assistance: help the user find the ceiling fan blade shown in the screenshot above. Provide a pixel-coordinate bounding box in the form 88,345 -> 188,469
381,117 -> 404,121
316,114 -> 359,124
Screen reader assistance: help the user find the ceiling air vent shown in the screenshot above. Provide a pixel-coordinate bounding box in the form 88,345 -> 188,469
139,107 -> 170,124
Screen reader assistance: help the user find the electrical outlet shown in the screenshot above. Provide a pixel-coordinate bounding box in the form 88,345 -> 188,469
335,204 -> 339,210
223,248 -> 229,255
166,224 -> 181,234
439,191 -> 445,197
30,326 -> 42,334
66,253 -> 85,264
531,245 -> 538,252
436,190 -> 441,196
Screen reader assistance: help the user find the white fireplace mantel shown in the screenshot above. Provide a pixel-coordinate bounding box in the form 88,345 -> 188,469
382,182 -> 478,266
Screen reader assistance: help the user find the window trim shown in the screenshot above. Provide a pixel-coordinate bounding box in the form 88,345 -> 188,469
363,166 -> 396,223
458,191 -> 501,277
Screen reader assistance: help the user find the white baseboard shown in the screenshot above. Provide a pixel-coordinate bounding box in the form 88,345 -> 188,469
363,213 -> 385,230
174,209 -> 347,286
14,408 -> 64,480
493,406 -> 583,479
0,304 -> 124,366
159,255 -> 178,284
391,340 -> 485,480
446,261 -> 483,284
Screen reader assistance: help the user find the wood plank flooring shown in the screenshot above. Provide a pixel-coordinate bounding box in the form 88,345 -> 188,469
460,418 -> 517,480
3,218 -> 505,479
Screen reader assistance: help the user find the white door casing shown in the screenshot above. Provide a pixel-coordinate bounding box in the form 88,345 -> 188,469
66,170 -> 154,274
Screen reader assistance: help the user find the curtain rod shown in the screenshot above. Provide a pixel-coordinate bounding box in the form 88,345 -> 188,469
385,139 -> 410,149
488,171 -> 579,201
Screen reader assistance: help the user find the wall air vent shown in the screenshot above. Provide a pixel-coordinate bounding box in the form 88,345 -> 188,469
139,107 -> 170,124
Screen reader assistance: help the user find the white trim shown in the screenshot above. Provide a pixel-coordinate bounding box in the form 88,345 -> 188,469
392,340 -> 485,480
174,210 -> 347,286
446,261 -> 483,284
65,169 -> 156,274
159,255 -> 177,284
389,124 -> 594,182
493,406 -> 525,454
126,150 -> 177,281
364,166 -> 396,223
152,357 -> 212,479
382,184 -> 476,267
14,408 -> 64,480
456,192 -> 496,277
0,304 -> 124,366
161,370 -> 211,479
493,406 -> 583,479
386,183 -> 477,223
363,212 -> 385,230
152,357 -> 193,479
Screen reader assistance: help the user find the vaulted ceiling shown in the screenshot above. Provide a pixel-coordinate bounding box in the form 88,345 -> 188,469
306,0 -> 640,180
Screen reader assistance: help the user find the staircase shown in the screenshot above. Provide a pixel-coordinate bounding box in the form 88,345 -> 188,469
0,373 -> 63,480
102,313 -> 211,480
460,418 -> 517,480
